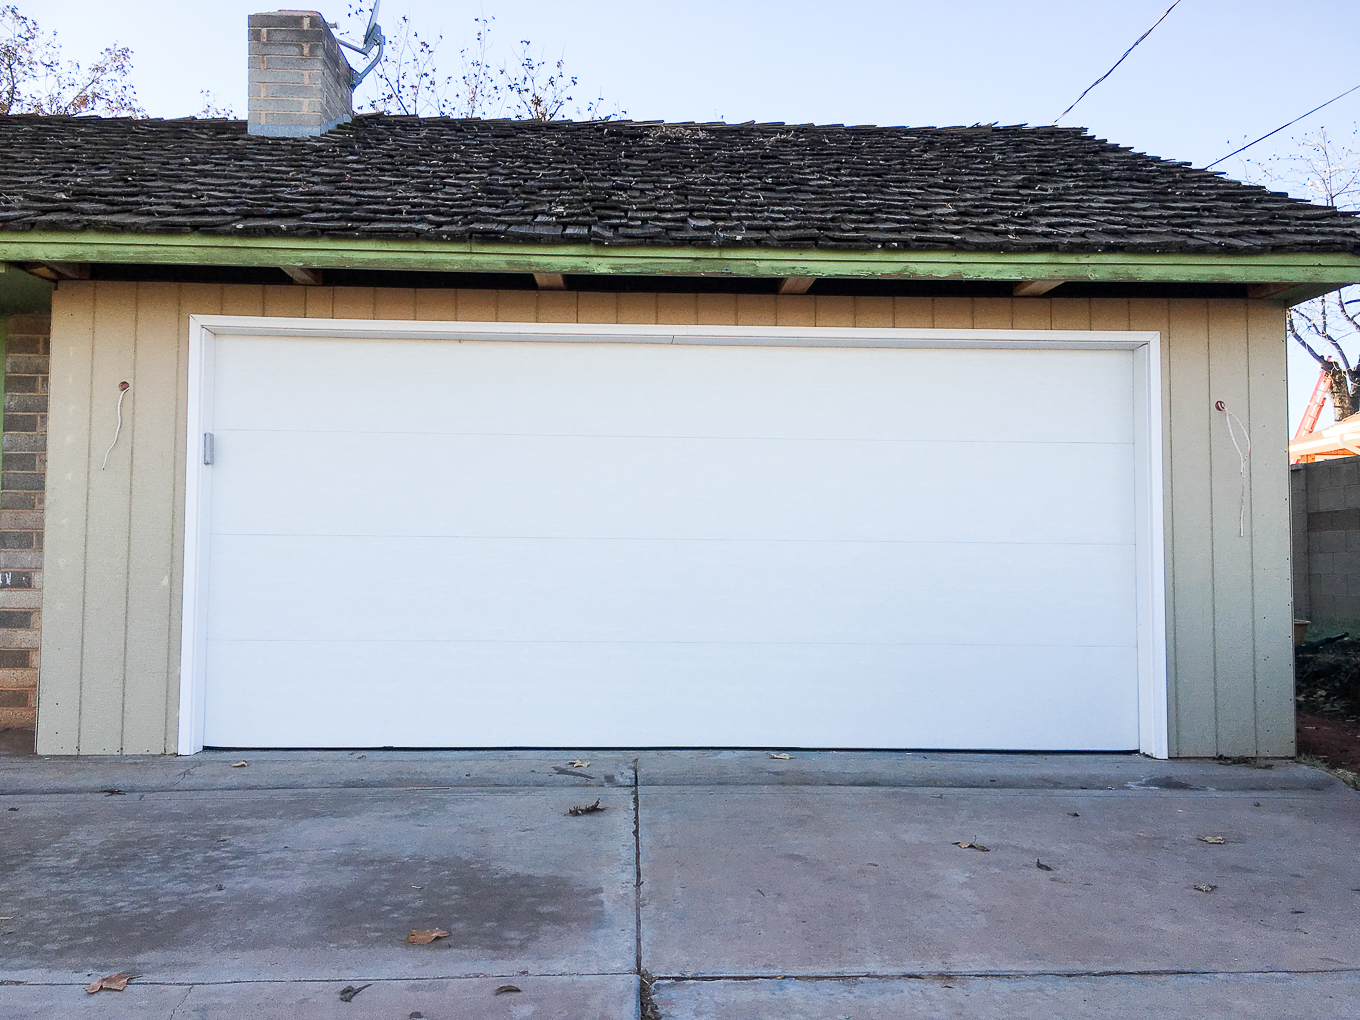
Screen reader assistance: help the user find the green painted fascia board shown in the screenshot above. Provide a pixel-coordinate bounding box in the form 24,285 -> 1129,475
3,232 -> 1360,285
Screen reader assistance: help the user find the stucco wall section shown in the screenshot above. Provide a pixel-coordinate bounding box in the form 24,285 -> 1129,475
35,283 -> 1294,756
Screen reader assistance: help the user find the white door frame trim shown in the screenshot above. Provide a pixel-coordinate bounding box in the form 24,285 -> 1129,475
178,316 -> 1167,758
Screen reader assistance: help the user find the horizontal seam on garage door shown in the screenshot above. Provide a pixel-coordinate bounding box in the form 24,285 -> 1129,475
204,638 -> 1140,647
209,427 -> 1137,445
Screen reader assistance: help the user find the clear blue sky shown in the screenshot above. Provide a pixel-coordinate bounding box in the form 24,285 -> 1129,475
30,0 -> 1360,425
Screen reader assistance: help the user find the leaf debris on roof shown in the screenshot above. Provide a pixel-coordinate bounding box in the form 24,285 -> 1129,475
0,115 -> 1357,255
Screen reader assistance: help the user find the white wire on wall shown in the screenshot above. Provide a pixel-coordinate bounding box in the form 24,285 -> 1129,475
1218,400 -> 1251,538
101,381 -> 131,471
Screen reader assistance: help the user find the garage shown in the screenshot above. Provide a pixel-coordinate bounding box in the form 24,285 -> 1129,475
183,322 -> 1161,751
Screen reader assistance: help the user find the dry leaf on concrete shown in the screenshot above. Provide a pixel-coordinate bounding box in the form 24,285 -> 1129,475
1036,859 -> 1054,871
768,752 -> 793,760
85,972 -> 135,994
567,760 -> 590,768
1198,836 -> 1226,844
494,984 -> 522,995
569,798 -> 606,816
230,761 -> 248,768
953,841 -> 990,852
404,928 -> 450,945
1193,884 -> 1217,893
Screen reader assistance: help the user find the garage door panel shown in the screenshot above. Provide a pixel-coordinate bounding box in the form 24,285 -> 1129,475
214,338 -> 1134,446
209,432 -> 1135,546
201,639 -> 1139,750
200,333 -> 1146,750
207,535 -> 1136,647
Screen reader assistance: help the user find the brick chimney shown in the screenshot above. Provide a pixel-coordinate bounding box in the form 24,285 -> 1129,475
247,10 -> 353,137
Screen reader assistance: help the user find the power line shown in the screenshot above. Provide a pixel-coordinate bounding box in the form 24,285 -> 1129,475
1203,83 -> 1360,170
1052,0 -> 1183,125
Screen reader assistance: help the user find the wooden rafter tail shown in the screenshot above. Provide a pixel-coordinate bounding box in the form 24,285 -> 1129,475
280,267 -> 323,286
1013,279 -> 1065,297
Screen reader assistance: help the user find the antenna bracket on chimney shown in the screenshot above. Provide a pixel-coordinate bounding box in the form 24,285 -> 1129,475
337,0 -> 385,89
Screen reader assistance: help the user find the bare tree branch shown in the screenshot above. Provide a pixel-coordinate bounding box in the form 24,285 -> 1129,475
1290,310 -> 1330,363
343,3 -> 620,121
1247,125 -> 1360,426
0,5 -> 142,116
1335,287 -> 1360,334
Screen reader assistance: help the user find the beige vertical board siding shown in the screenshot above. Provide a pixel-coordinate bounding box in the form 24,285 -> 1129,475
933,298 -> 974,330
972,298 -> 1013,330
303,288 -> 334,319
815,295 -> 855,327
696,293 -> 737,325
536,291 -> 578,323
456,290 -> 497,322
735,294 -> 775,327
76,283 -> 139,752
1089,299 -> 1131,332
1129,299 -> 1176,751
576,292 -> 617,324
219,285 -> 265,318
495,290 -> 537,323
1012,299 -> 1052,331
263,286 -> 306,318
1165,300 -> 1216,755
373,289 -> 416,320
1206,302 -> 1257,752
414,289 -> 457,321
119,285 -> 181,752
894,297 -> 933,327
775,295 -> 815,327
617,293 -> 658,324
1247,302 -> 1295,755
35,283 -> 96,753
332,287 -> 377,319
656,294 -> 698,325
1051,299 -> 1092,331
853,296 -> 893,328
35,287 -> 1294,756
414,289 -> 456,321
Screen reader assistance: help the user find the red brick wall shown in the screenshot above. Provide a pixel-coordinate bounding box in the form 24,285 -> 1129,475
0,314 -> 49,730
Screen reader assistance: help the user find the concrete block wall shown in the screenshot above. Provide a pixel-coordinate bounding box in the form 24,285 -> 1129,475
1291,457 -> 1360,637
0,314 -> 49,729
247,10 -> 353,137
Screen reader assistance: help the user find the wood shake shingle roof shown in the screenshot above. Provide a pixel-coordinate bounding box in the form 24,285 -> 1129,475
1,114 -> 1358,254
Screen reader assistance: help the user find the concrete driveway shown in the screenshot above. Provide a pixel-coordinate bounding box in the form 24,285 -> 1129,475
0,751 -> 1357,1018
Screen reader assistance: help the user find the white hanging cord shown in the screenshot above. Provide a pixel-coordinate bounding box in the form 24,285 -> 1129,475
101,381 -> 131,471
1216,400 -> 1251,537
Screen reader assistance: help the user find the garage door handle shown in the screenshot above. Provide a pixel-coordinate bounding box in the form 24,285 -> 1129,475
203,432 -> 215,466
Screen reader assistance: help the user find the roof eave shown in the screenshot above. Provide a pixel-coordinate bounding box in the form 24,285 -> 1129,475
3,232 -> 1359,301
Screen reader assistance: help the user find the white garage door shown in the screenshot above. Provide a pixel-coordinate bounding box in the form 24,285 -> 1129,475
196,331 -> 1143,750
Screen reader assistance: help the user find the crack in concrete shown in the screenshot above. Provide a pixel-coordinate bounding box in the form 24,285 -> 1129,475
632,757 -> 642,977
166,984 -> 193,1018
633,757 -> 660,1019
